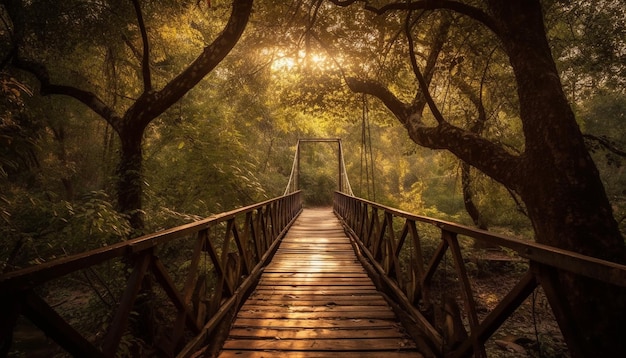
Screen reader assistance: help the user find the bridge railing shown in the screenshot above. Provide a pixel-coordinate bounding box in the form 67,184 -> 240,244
0,191 -> 302,358
333,192 -> 626,358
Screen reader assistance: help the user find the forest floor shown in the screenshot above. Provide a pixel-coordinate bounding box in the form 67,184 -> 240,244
460,252 -> 570,358
8,287 -> 95,357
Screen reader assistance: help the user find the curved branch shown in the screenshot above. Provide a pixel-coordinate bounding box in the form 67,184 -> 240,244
365,0 -> 499,36
506,187 -> 528,217
422,15 -> 450,89
404,10 -> 446,124
327,0 -> 362,6
410,121 -> 521,189
12,57 -> 122,131
344,77 -> 410,122
131,0 -> 151,92
135,0 -> 254,123
344,76 -> 521,189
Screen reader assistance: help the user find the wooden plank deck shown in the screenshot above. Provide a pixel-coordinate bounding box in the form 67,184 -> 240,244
218,207 -> 423,358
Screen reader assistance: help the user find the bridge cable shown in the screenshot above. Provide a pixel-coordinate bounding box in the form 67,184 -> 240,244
360,94 -> 376,200
339,141 -> 354,196
283,141 -> 300,196
284,139 -> 353,196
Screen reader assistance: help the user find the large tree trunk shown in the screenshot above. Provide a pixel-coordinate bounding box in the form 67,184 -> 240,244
117,123 -> 146,233
491,1 -> 624,259
489,2 -> 626,356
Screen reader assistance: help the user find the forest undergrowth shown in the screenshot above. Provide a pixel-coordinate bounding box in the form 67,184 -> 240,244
443,254 -> 569,358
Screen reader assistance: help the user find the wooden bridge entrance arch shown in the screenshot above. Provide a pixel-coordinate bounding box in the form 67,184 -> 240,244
284,138 -> 353,197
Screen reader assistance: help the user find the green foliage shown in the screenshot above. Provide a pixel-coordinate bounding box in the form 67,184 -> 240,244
577,91 -> 626,234
1,190 -> 129,270
548,0 -> 626,97
0,74 -> 39,181
300,171 -> 336,206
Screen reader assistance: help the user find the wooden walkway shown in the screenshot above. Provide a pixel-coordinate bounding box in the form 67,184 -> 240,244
218,208 -> 422,357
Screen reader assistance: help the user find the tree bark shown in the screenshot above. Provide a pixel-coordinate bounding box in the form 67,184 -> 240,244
461,162 -> 486,230
116,122 -> 146,232
489,3 -> 626,355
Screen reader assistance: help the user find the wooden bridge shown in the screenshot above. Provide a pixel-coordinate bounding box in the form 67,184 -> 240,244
218,207 -> 419,357
2,140 -> 626,357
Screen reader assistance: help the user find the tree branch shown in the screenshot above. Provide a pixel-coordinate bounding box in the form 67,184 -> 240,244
363,0 -> 498,35
327,0 -> 360,5
506,186 -> 528,217
404,9 -> 446,124
583,134 -> 626,157
421,15 -> 450,92
344,77 -> 410,122
344,76 -> 521,189
121,34 -> 143,68
12,57 -> 123,131
133,0 -> 254,123
131,0 -> 152,92
413,121 -> 522,188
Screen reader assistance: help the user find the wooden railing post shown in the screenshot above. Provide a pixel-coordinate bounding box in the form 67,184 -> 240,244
0,294 -> 20,357
23,290 -> 105,357
407,219 -> 426,306
443,230 -> 486,358
170,228 -> 208,352
102,252 -> 152,357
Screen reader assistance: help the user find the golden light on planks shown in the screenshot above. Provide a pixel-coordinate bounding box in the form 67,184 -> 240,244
217,208 -> 423,357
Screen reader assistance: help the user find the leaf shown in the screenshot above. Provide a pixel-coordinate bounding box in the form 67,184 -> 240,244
177,141 -> 185,149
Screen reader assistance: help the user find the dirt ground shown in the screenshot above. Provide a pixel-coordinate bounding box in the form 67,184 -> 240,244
451,256 -> 570,358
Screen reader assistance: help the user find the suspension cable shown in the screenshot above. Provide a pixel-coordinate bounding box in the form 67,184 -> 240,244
360,94 -> 376,200
284,138 -> 354,197
339,141 -> 354,196
283,141 -> 300,196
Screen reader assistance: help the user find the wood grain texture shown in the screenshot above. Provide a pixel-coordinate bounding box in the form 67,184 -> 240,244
217,208 -> 423,357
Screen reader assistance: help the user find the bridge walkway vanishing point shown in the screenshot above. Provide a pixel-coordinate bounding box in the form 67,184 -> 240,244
217,208 -> 422,358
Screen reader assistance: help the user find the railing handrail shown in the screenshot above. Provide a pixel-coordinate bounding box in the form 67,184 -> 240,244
333,191 -> 626,358
334,191 -> 626,287
0,192 -> 302,291
0,191 -> 303,358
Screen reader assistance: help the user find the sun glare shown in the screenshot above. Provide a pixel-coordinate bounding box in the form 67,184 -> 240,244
271,55 -> 296,71
269,50 -> 336,72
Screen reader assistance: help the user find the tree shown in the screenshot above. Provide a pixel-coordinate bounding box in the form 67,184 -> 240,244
323,1 -> 625,356
4,0 -> 254,233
